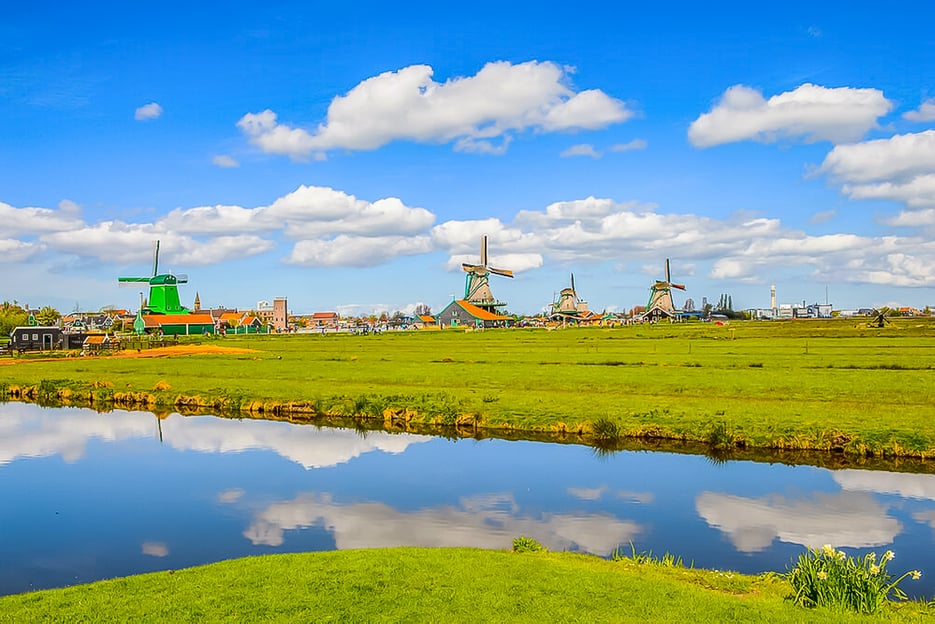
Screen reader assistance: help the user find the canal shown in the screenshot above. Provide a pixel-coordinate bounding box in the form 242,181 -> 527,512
1,402 -> 933,598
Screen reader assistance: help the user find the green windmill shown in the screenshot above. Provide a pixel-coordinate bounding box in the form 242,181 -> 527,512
118,241 -> 191,315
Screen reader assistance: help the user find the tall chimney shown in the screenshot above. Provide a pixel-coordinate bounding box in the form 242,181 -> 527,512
770,284 -> 776,310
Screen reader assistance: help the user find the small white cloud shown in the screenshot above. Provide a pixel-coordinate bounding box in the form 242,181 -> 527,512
807,25 -> 822,38
689,83 -> 892,147
212,155 -> 239,168
560,144 -> 601,158
904,98 -> 935,122
809,209 -> 836,224
134,102 -> 163,121
610,139 -> 648,152
217,488 -> 245,504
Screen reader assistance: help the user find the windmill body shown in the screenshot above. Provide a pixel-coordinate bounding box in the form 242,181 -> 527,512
118,241 -> 191,315
460,235 -> 513,313
643,259 -> 685,322
549,273 -> 590,321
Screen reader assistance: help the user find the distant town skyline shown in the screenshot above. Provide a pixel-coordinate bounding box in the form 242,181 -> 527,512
2,2 -> 934,315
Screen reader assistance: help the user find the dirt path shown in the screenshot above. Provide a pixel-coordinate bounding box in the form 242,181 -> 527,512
0,344 -> 258,365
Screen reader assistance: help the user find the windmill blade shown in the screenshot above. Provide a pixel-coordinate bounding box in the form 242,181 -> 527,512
665,258 -> 671,284
671,283 -> 686,290
152,240 -> 160,277
462,263 -> 485,273
118,277 -> 152,286
174,274 -> 189,283
488,266 -> 514,278
570,273 -> 575,293
480,235 -> 488,267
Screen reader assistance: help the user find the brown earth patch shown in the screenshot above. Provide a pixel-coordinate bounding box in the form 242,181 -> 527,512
0,344 -> 258,365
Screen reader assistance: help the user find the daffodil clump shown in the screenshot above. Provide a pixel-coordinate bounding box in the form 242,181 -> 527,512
786,545 -> 922,614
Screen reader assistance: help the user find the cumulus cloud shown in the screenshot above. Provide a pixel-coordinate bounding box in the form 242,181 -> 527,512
819,131 -> 935,209
286,234 -> 434,267
688,83 -> 892,147
1,200 -> 84,235
561,144 -> 601,158
134,102 -> 163,121
904,98 -> 935,122
141,541 -> 169,557
238,61 -> 632,159
212,155 -> 239,168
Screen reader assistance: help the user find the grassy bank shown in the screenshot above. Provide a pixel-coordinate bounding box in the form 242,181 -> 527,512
2,318 -> 935,458
0,548 -> 929,623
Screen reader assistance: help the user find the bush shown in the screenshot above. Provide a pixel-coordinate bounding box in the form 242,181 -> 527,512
785,545 -> 921,614
512,536 -> 545,553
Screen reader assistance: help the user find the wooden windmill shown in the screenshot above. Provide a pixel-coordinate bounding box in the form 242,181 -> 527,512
461,235 -> 513,313
643,259 -> 685,322
118,241 -> 191,315
550,273 -> 589,319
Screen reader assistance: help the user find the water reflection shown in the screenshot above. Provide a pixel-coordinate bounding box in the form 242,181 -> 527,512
0,402 -> 430,469
696,491 -> 901,552
2,402 -> 935,600
242,491 -> 641,554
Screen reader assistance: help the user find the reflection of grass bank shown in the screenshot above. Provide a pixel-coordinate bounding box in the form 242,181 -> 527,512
2,318 -> 935,458
1,548 -> 929,622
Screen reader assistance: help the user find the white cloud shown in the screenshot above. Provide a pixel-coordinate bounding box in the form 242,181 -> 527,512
40,222 -> 275,266
809,209 -> 836,224
0,239 -> 43,263
688,83 -> 892,147
134,102 -> 163,121
696,491 -> 901,552
819,131 -> 935,210
212,155 -> 239,168
610,139 -> 648,152
286,234 -> 434,267
238,61 -> 632,159
904,98 -> 935,122
0,200 -> 84,235
217,489 -> 245,504
561,144 -> 601,158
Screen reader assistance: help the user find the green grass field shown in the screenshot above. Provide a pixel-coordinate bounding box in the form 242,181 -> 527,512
0,548 -> 929,623
3,318 -> 935,458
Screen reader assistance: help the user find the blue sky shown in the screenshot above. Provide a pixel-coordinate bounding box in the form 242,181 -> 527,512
2,2 -> 934,316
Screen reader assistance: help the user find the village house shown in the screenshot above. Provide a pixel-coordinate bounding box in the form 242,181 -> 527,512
436,300 -> 513,329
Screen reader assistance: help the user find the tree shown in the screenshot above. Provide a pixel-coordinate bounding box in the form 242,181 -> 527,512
0,301 -> 29,335
36,306 -> 62,326
414,303 -> 432,316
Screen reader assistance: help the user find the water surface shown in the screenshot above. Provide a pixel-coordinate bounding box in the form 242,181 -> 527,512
2,403 -> 934,598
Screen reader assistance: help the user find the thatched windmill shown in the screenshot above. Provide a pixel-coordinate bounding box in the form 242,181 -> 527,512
461,235 -> 513,313
118,241 -> 191,315
643,259 -> 685,321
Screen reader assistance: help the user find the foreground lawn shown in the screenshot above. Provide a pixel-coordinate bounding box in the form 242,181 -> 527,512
3,318 -> 935,457
0,548 -> 928,623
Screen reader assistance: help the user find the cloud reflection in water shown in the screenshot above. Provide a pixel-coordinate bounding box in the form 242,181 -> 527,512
244,491 -> 641,555
696,491 -> 901,552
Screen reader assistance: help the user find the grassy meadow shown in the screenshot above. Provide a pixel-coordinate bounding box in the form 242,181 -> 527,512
1,548 -> 929,623
2,317 -> 935,458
